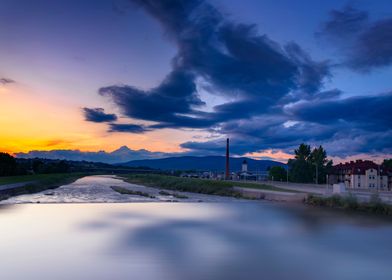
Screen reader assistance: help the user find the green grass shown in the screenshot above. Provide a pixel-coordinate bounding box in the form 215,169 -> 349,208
121,174 -> 289,198
0,173 -> 88,201
110,186 -> 156,199
0,174 -> 64,185
305,194 -> 392,216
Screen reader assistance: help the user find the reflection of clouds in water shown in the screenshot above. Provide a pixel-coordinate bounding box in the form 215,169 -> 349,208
76,203 -> 392,280
1,202 -> 392,280
107,207 -> 315,280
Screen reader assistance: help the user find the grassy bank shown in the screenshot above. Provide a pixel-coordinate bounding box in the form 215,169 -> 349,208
121,174 -> 288,198
0,173 -> 88,201
305,194 -> 392,216
110,186 -> 156,198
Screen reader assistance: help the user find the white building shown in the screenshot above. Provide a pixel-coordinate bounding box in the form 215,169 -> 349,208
329,160 -> 390,191
242,160 -> 248,172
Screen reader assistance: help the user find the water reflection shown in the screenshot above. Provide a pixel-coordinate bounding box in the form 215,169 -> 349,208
0,202 -> 391,280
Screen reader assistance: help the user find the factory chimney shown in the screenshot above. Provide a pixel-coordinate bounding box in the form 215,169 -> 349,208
225,138 -> 230,180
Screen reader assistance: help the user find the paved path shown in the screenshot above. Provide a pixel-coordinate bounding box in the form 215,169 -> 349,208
233,186 -> 307,202
264,181 -> 392,204
261,181 -> 328,195
0,181 -> 35,191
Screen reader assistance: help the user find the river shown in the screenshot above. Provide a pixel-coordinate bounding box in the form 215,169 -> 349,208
0,175 -> 391,279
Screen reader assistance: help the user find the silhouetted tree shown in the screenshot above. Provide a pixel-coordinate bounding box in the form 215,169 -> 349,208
0,152 -> 17,176
383,159 -> 392,169
310,146 -> 332,184
289,143 -> 332,184
32,159 -> 44,173
294,143 -> 311,161
268,166 -> 287,181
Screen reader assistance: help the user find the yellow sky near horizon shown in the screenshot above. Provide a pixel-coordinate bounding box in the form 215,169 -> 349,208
0,84 -> 193,155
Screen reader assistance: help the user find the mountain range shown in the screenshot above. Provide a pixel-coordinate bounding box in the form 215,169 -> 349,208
120,156 -> 286,172
16,146 -> 170,164
16,146 -> 286,171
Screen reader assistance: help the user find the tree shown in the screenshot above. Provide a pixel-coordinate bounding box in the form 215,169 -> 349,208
288,158 -> 313,183
289,143 -> 332,184
0,152 -> 17,176
294,143 -> 311,161
268,166 -> 287,181
310,146 -> 328,184
383,159 -> 392,168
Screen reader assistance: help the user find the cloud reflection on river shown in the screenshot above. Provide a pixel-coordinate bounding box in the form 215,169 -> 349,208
78,203 -> 392,280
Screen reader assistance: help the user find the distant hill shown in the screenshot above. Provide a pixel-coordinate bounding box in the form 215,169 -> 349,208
120,156 -> 286,172
16,145 -> 170,164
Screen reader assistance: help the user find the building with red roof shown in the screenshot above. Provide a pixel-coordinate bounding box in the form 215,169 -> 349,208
329,160 -> 391,191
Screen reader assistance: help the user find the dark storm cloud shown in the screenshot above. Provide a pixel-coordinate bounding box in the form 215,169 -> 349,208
87,0 -> 390,157
83,107 -> 117,123
181,116 -> 392,157
97,0 -> 330,130
319,6 -> 392,71
284,42 -> 330,94
99,69 -> 214,129
318,6 -> 369,40
287,92 -> 392,131
108,123 -> 149,133
0,78 -> 15,85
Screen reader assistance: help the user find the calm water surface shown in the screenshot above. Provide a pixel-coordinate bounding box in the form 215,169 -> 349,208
0,176 -> 392,280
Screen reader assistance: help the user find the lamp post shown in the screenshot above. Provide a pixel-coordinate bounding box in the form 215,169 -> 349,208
286,168 -> 289,185
377,164 -> 380,192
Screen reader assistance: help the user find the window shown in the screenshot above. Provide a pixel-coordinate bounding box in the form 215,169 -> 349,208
358,183 -> 360,187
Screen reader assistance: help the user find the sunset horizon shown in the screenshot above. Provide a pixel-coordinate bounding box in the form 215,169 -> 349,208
1,0 -> 391,165
1,1 -> 392,280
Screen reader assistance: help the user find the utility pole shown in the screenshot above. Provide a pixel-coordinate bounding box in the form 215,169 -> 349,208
286,168 -> 289,184
225,138 -> 230,180
377,164 -> 380,192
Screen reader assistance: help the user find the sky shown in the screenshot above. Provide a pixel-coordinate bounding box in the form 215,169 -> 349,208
0,0 -> 391,163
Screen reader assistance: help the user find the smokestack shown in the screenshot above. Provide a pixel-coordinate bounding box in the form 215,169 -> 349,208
225,138 -> 230,180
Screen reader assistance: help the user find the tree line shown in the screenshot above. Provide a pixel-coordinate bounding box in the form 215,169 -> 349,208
269,143 -> 392,184
0,152 -> 70,176
269,143 -> 332,184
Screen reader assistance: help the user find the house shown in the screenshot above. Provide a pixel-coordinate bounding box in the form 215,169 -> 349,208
328,160 -> 391,191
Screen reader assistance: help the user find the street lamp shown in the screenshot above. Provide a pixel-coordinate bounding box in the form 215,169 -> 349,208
286,168 -> 289,184
313,163 -> 319,185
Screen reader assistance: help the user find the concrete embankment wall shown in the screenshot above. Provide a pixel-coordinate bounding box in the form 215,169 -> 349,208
233,187 -> 308,203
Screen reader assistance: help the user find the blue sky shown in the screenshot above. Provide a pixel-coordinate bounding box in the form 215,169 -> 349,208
0,0 -> 391,162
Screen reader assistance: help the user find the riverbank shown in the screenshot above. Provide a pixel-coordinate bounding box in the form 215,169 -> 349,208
305,194 -> 392,216
120,174 -> 292,198
0,173 -> 90,201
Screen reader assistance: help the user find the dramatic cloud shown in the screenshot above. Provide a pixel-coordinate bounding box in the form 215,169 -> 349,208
108,123 -> 149,133
318,6 -> 392,71
0,78 -> 15,85
183,91 -> 392,157
85,0 -> 390,158
99,69 -> 212,129
95,0 -> 330,130
83,107 -> 117,123
286,92 -> 392,131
